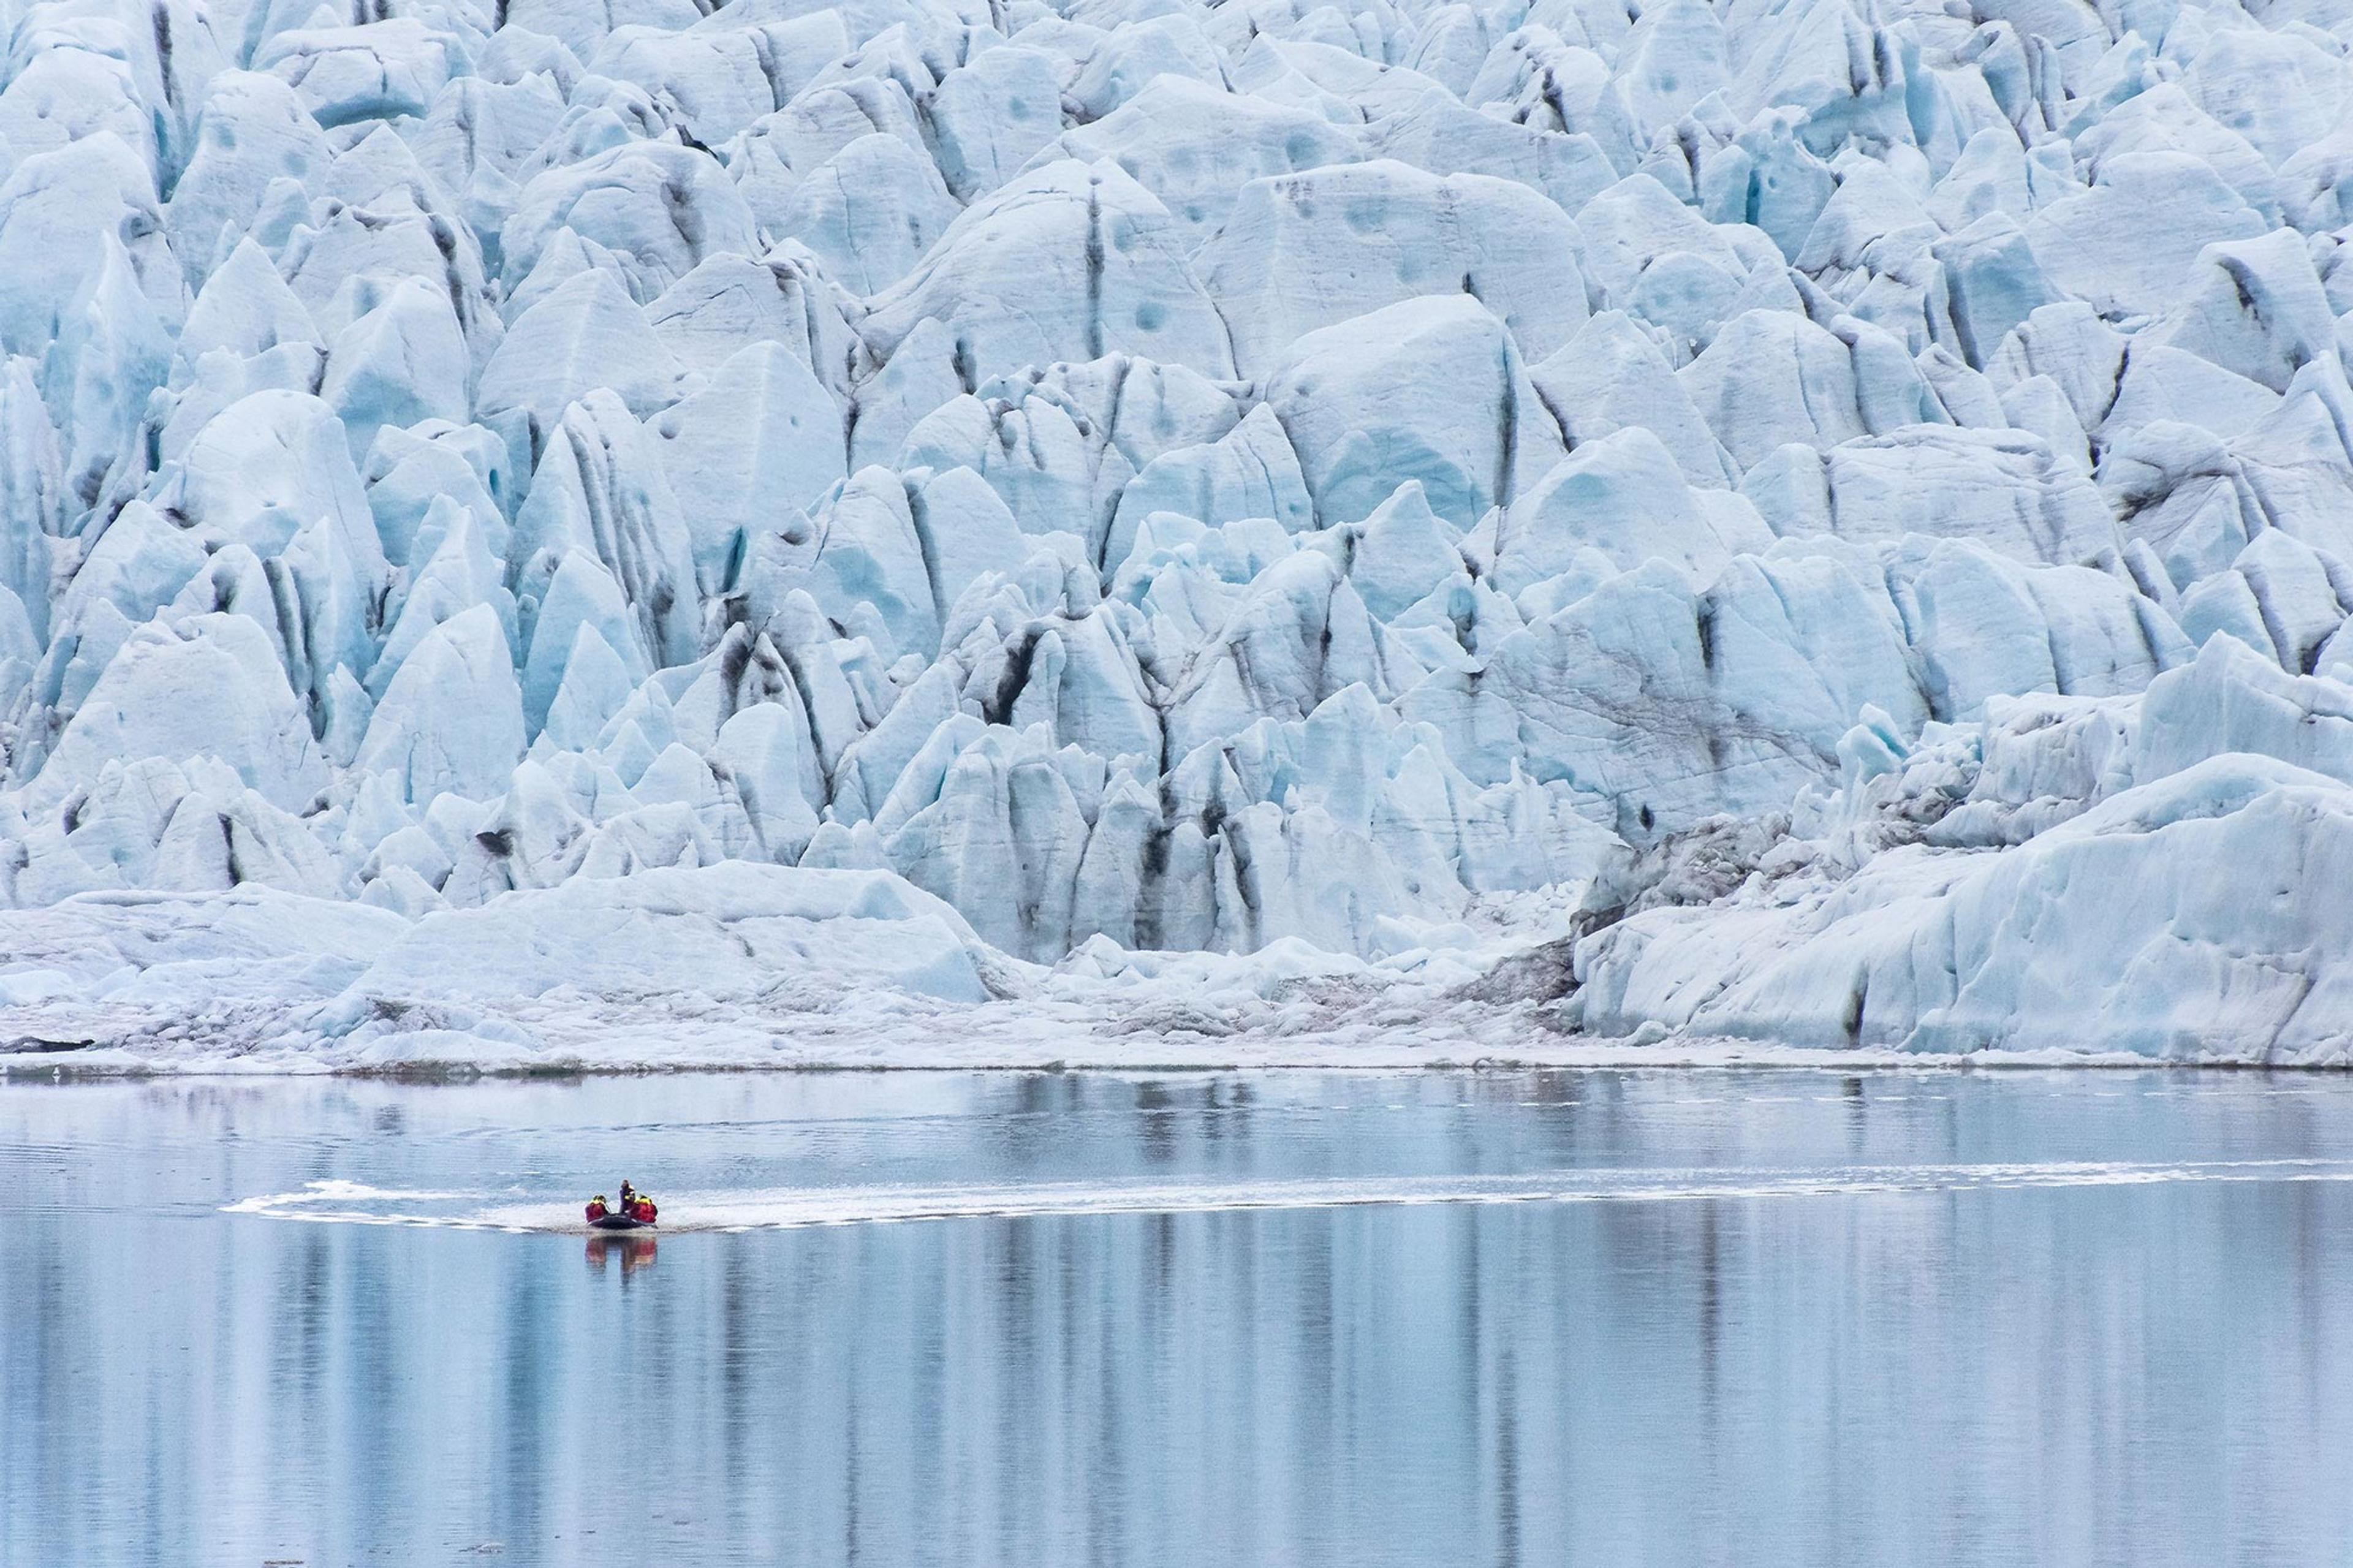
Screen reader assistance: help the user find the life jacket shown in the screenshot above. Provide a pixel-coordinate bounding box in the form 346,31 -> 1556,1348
585,1200 -> 609,1221
631,1199 -> 657,1223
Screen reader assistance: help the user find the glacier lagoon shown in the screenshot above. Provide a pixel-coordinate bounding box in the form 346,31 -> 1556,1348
8,0 -> 2353,1558
9,1069 -> 2353,1567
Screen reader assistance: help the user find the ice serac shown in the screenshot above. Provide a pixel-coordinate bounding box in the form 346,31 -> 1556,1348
355,604 -> 525,803
1475,550 -> 1927,838
1492,427 -> 1771,596
648,343 -> 846,589
510,392 -> 700,673
1265,295 -> 1565,530
1053,77 -> 1358,249
1199,160 -> 1589,378
1105,405 -> 1313,572
863,160 -> 1235,382
477,270 -> 684,445
1531,312 -> 1740,489
929,45 -> 1065,202
2,0 -> 2351,1062
35,613 -> 327,811
502,141 -> 760,304
319,277 -> 471,461
775,134 -> 960,295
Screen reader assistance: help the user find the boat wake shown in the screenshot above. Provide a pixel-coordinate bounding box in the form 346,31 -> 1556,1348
223,1158 -> 2353,1235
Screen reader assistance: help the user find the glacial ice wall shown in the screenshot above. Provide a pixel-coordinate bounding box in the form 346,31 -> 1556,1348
0,0 -> 2351,1056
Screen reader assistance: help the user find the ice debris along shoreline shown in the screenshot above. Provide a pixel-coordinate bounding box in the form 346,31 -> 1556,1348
3,0 -> 2353,1066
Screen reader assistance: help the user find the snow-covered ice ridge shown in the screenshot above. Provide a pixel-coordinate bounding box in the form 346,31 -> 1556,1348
2,0 -> 2352,1069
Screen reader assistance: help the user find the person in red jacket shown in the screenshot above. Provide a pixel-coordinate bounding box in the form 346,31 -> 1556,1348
585,1194 -> 610,1222
629,1193 -> 657,1224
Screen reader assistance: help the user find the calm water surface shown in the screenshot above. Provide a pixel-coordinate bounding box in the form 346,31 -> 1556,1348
5,1069 -> 2353,1567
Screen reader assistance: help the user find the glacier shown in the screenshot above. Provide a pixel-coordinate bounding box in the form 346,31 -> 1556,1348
1,0 -> 2352,1068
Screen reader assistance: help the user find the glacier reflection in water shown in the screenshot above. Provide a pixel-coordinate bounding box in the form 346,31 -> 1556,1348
6,1069 -> 2353,1567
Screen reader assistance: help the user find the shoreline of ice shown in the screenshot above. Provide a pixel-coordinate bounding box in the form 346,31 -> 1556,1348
2,861 -> 2341,1077
26,1039 -> 2303,1080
